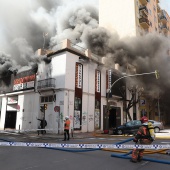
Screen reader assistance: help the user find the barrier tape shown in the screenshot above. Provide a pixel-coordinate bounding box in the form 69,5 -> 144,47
0,142 -> 170,149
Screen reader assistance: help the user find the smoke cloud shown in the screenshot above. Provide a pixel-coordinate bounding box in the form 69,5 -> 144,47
0,0 -> 170,101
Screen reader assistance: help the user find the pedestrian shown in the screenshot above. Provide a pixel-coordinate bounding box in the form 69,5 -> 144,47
131,122 -> 155,163
140,113 -> 148,123
37,117 -> 47,135
63,116 -> 70,141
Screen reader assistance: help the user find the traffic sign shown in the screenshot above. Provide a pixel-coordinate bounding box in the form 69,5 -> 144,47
54,106 -> 60,112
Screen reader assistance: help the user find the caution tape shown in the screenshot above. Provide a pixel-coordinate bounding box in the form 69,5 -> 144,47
0,142 -> 170,149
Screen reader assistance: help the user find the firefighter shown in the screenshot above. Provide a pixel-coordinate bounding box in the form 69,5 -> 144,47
131,122 -> 155,163
62,116 -> 70,141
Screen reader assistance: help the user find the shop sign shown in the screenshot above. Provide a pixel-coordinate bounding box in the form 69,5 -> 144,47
75,63 -> 82,89
95,70 -> 101,93
13,74 -> 35,91
106,70 -> 112,92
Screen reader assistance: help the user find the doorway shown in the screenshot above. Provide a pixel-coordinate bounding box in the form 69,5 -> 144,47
109,108 -> 117,128
4,111 -> 17,129
103,106 -> 121,131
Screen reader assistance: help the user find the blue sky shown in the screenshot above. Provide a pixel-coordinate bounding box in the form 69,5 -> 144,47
160,0 -> 170,15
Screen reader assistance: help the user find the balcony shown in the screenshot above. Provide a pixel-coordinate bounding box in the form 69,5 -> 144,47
139,6 -> 148,16
139,18 -> 150,29
157,4 -> 161,13
139,0 -> 148,5
161,25 -> 169,33
37,78 -> 55,91
159,15 -> 167,24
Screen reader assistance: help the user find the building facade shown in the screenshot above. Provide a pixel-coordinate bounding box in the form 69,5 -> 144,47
99,0 -> 170,37
99,0 -> 170,123
0,39 -> 125,133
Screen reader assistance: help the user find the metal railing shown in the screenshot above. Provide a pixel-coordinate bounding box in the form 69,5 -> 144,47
37,78 -> 55,90
139,18 -> 150,26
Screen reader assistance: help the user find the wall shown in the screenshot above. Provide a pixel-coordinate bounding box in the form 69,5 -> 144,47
99,0 -> 137,38
0,96 -> 7,129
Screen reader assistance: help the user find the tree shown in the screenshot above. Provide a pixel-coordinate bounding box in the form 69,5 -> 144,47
119,85 -> 143,121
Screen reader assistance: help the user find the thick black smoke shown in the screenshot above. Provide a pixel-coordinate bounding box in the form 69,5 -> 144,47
0,0 -> 170,99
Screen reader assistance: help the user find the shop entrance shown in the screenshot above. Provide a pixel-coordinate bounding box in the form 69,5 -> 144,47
103,106 -> 121,131
109,108 -> 117,128
4,111 -> 17,129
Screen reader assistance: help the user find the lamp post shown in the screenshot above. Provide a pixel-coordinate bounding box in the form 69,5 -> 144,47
106,71 -> 158,125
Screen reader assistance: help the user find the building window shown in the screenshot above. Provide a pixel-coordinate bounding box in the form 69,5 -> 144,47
153,6 -> 156,12
40,95 -> 55,103
150,21 -> 152,27
154,16 -> 157,22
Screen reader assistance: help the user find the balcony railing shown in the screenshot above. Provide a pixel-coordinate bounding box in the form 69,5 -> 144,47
161,25 -> 169,32
139,0 -> 149,5
157,4 -> 161,12
139,18 -> 150,28
139,6 -> 148,15
159,15 -> 167,23
37,78 -> 55,90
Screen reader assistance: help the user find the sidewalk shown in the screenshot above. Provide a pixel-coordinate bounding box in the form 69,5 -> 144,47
21,128 -> 170,140
1,128 -> 170,140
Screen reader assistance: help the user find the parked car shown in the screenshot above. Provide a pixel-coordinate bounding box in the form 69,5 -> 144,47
113,120 -> 142,135
148,120 -> 164,133
112,120 -> 164,135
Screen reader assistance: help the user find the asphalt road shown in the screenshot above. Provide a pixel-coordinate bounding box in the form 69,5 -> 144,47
0,133 -> 170,170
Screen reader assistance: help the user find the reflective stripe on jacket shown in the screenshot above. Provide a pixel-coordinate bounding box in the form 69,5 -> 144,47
135,126 -> 151,141
65,120 -> 70,130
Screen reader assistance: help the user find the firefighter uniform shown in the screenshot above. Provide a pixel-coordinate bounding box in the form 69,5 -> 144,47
131,122 -> 154,163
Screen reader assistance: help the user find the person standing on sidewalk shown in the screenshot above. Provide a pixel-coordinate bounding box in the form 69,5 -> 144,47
63,116 -> 70,141
37,117 -> 47,135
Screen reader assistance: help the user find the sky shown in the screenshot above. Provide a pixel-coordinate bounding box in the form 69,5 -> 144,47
160,0 -> 170,15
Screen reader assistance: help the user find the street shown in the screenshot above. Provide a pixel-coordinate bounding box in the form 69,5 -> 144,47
0,132 -> 170,170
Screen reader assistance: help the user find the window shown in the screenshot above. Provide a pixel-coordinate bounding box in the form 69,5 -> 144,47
153,6 -> 156,11
40,95 -> 55,103
126,121 -> 133,126
74,97 -> 81,110
150,21 -> 152,27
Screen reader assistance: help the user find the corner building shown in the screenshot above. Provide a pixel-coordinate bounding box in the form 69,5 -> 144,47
0,39 -> 124,133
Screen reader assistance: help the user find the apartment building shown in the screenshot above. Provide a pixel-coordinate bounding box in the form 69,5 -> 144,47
99,0 -> 170,37
99,0 -> 170,123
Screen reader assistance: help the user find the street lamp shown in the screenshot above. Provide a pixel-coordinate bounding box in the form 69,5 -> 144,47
106,71 -> 158,123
